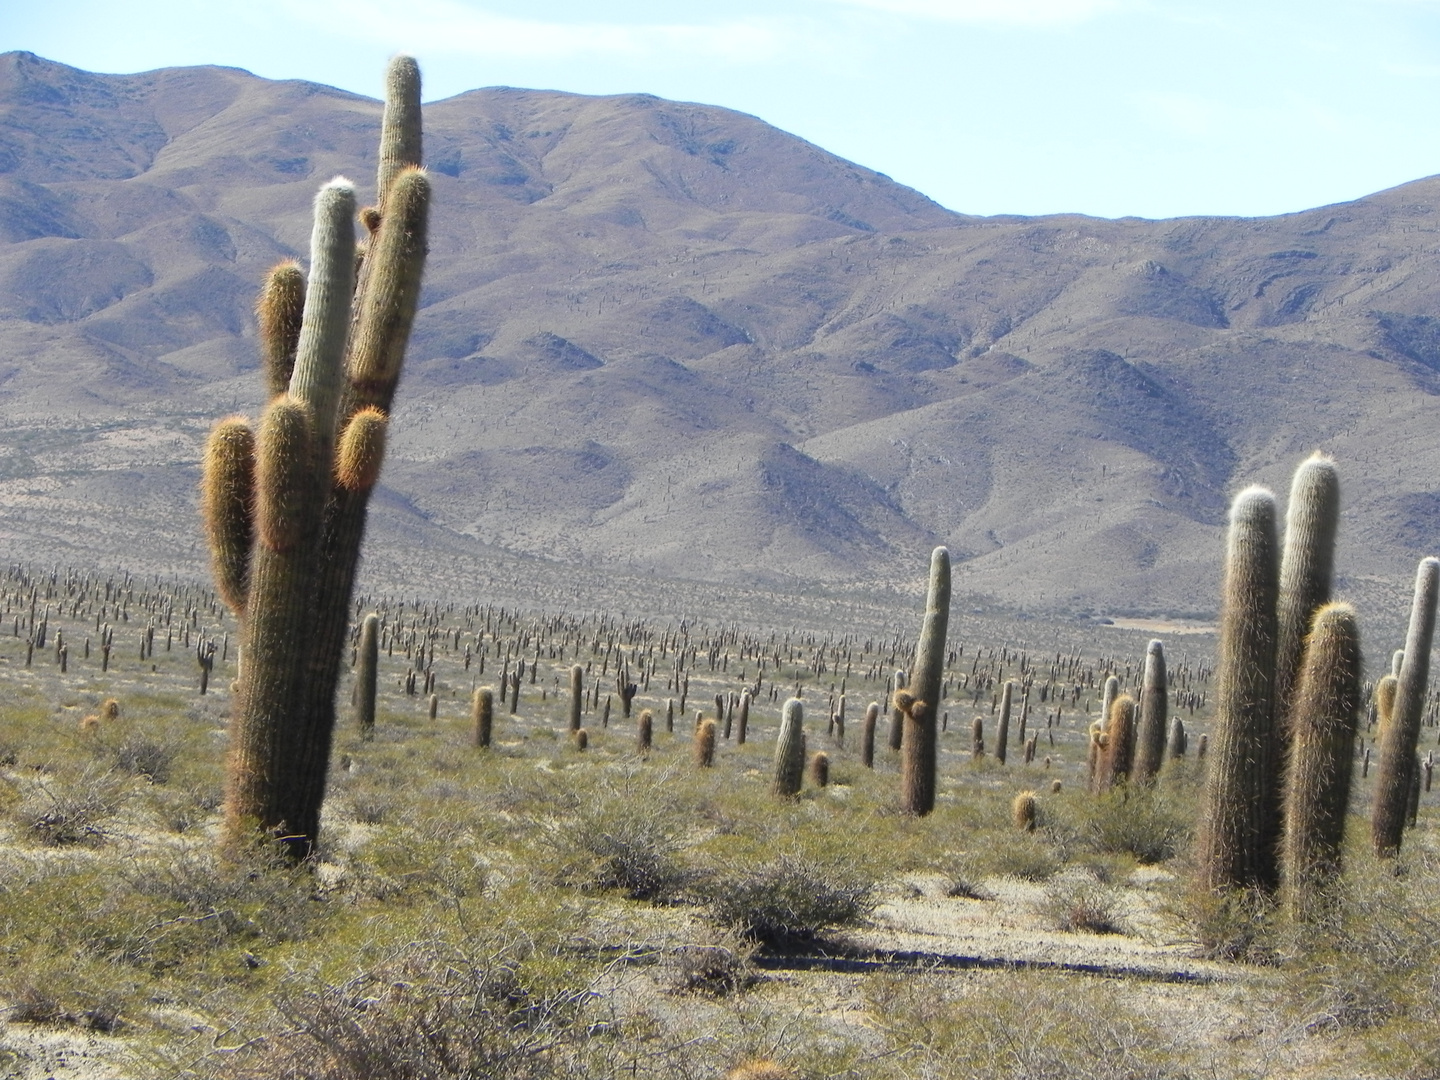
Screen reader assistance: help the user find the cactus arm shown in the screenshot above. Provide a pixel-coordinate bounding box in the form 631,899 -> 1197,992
256,260 -> 306,400
201,416 -> 255,615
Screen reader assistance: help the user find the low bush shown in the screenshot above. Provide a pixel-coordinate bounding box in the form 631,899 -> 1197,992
707,854 -> 874,946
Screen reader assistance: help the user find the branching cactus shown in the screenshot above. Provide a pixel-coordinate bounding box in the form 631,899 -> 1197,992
901,547 -> 949,815
1281,602 -> 1361,922
773,697 -> 805,797
1372,557 -> 1440,856
1197,486 -> 1280,892
203,57 -> 430,856
1133,639 -> 1168,783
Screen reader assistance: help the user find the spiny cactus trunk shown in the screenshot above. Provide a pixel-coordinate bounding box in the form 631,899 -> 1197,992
861,702 -> 879,768
355,612 -> 378,740
887,669 -> 906,751
901,547 -> 949,815
1197,486 -> 1280,893
1281,603 -> 1361,922
1372,557 -> 1440,856
995,680 -> 1013,765
1133,639 -> 1168,783
773,698 -> 805,797
568,665 -> 583,732
471,687 -> 493,749
1271,453 -> 1339,877
736,690 -> 751,745
1097,695 -> 1136,793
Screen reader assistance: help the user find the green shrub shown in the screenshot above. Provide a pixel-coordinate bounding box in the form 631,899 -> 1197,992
708,855 -> 874,946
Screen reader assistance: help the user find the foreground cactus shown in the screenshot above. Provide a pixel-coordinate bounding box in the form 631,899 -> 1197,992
203,56 -> 429,855
901,547 -> 949,815
1281,602 -> 1361,921
1196,486 -> 1280,892
1269,453 -> 1340,875
1372,557 -> 1440,856
773,698 -> 805,797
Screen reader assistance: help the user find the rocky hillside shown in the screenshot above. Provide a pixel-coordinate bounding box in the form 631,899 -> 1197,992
2,50 -> 1438,622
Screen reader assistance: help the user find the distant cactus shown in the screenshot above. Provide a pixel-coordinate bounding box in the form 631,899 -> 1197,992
471,687 -> 493,749
811,751 -> 830,787
1012,790 -> 1038,832
1280,602 -> 1362,921
569,664 -> 583,732
1166,715 -> 1187,760
736,690 -> 751,745
205,56 -> 430,856
995,680 -> 1013,765
637,709 -> 653,755
574,727 -> 589,751
901,547 -> 949,815
972,715 -> 984,759
1374,674 -> 1398,734
354,612 -> 378,739
694,718 -> 717,767
1197,486 -> 1280,892
861,701 -> 879,768
773,698 -> 805,797
427,692 -> 438,720
1133,639 -> 1168,783
100,698 -> 120,722
1372,557 -> 1440,856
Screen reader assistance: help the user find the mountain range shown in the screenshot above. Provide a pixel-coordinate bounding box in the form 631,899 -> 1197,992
2,49 -> 1438,624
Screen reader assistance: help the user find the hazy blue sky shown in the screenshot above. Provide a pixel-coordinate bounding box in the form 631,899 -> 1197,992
6,1 -> 1440,220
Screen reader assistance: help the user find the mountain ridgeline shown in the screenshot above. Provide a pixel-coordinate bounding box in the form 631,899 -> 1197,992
2,49 -> 1439,619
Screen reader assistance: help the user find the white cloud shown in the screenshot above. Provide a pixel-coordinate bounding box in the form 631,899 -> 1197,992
267,0 -> 793,64
817,0 -> 1124,26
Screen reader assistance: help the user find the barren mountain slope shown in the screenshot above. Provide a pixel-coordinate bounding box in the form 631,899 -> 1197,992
1,50 -> 1437,622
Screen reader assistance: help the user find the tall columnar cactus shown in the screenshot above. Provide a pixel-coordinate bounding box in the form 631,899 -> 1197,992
568,664 -> 583,732
1099,675 -> 1118,734
1270,453 -> 1339,869
354,612 -> 379,740
773,697 -> 805,797
901,547 -> 949,815
1281,602 -> 1361,922
1166,715 -> 1187,760
471,687 -> 493,750
860,701 -> 879,768
736,690 -> 751,745
995,680 -> 1013,765
204,57 -> 430,856
1197,486 -> 1280,893
1133,639 -> 1168,783
887,669 -> 907,751
1097,695 -> 1136,793
1372,557 -> 1440,856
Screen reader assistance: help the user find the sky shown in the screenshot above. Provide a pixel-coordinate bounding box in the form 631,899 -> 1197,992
5,0 -> 1440,220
